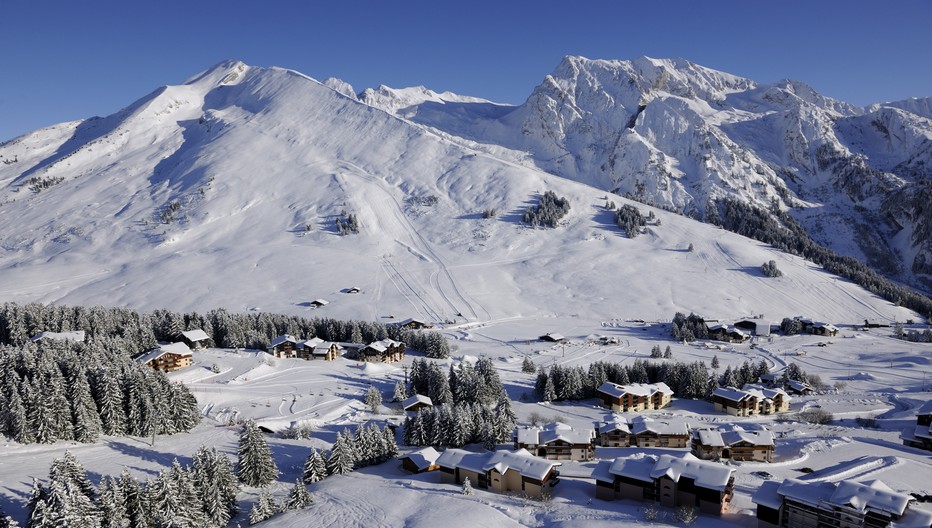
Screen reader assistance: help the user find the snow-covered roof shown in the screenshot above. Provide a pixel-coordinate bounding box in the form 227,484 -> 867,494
302,337 -> 324,349
598,417 -> 631,434
364,339 -> 404,353
608,453 -> 733,491
695,425 -> 774,447
751,480 -> 784,510
437,448 -> 561,482
269,334 -> 298,347
402,447 -> 440,471
30,331 -> 86,343
540,332 -> 565,341
597,381 -> 673,398
759,478 -> 924,521
515,422 -> 595,446
402,394 -> 433,410
312,341 -> 342,355
311,299 -> 329,306
742,384 -> 791,401
181,329 -> 209,342
629,416 -> 689,436
136,342 -> 193,364
787,380 -> 811,393
713,386 -> 754,402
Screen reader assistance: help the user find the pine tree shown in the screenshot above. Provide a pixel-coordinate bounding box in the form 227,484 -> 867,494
365,385 -> 382,413
237,420 -> 279,487
326,432 -> 355,475
462,476 -> 474,495
68,369 -> 102,443
97,476 -> 129,528
651,345 -> 662,358
521,356 -> 536,373
283,479 -> 312,511
92,368 -> 126,436
381,425 -> 399,459
117,470 -> 147,528
248,489 -> 277,525
542,375 -> 557,402
193,446 -> 239,527
302,449 -> 327,484
392,381 -> 407,403
663,346 -> 673,359
493,393 -> 517,442
711,355 -> 720,370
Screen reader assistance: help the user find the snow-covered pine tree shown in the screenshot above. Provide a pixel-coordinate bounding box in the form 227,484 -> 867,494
381,425 -> 399,460
302,449 -> 327,484
392,381 -> 406,403
462,477 -> 474,496
711,355 -> 720,370
96,476 -> 128,528
663,346 -> 673,359
282,479 -> 312,511
365,385 -> 382,414
237,420 -> 280,487
67,369 -> 102,443
192,446 -> 239,527
521,355 -> 536,373
542,376 -> 557,402
493,393 -> 517,442
117,470 -> 148,528
248,489 -> 277,525
326,432 -> 355,476
91,368 -> 126,436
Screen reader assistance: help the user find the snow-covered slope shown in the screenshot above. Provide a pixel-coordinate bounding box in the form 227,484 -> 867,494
370,56 -> 932,290
0,59 -> 922,327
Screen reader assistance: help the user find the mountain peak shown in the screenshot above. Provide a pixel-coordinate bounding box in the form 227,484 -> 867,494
183,59 -> 250,88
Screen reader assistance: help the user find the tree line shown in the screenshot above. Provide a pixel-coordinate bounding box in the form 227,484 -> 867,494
0,340 -> 199,444
0,301 -> 453,359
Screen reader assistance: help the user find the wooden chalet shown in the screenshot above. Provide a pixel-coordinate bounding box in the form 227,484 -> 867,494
297,338 -> 343,361
785,380 -> 813,395
180,329 -> 210,349
402,394 -> 433,413
513,422 -> 596,461
355,339 -> 405,363
596,382 -> 673,412
712,386 -> 791,417
401,447 -> 441,473
393,318 -> 432,330
691,425 -> 775,463
30,331 -> 86,343
901,400 -> 932,451
310,299 -> 329,308
752,478 -> 932,528
596,415 -> 690,448
539,333 -> 565,343
707,324 -> 749,343
267,334 -> 300,358
436,448 -> 561,499
735,319 -> 772,337
137,342 -> 194,373
593,453 -> 735,515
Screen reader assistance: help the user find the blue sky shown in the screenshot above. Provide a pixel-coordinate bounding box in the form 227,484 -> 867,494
1,0 -> 930,141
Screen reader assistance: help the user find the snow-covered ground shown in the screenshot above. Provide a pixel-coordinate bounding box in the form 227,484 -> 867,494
1,320 -> 929,527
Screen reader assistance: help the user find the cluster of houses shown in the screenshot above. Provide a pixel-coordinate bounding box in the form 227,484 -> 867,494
265,334 -> 406,363
704,317 -> 839,343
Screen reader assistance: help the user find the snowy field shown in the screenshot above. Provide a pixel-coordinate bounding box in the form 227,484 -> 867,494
1,319 -> 930,527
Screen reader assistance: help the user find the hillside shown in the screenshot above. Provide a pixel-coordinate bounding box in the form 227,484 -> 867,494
377,56 -> 932,292
0,60 -> 922,329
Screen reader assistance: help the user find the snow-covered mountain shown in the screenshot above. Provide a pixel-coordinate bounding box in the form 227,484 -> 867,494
373,56 -> 932,291
0,59 -> 924,325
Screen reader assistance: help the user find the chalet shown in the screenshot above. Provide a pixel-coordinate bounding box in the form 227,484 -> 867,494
345,286 -> 362,294
180,329 -> 210,349
513,422 -> 596,461
436,448 -> 561,499
539,333 -> 565,343
310,299 -> 329,308
707,324 -> 749,343
137,342 -> 194,373
30,331 -> 86,343
401,447 -> 441,473
712,386 -> 791,416
267,334 -> 300,358
691,424 -> 775,463
593,453 -> 735,515
809,322 -> 839,336
901,400 -> 932,451
393,318 -> 432,330
355,339 -> 405,363
311,341 -> 343,361
735,319 -> 772,337
786,380 -> 813,395
752,478 -> 932,528
596,382 -> 673,412
596,415 -> 690,448
402,394 -> 434,413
